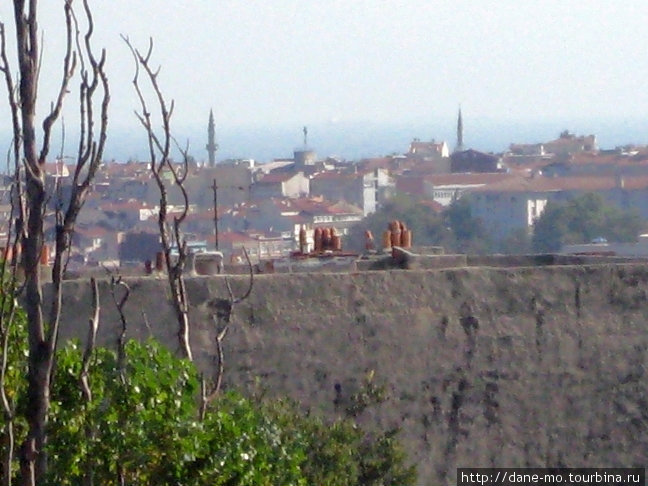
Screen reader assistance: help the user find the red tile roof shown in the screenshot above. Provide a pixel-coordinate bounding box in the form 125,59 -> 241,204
357,157 -> 394,171
565,151 -> 648,167
217,231 -> 259,245
310,170 -> 359,181
395,176 -> 426,195
75,226 -> 109,239
408,141 -> 447,154
270,196 -> 362,215
470,175 -> 648,194
418,199 -> 445,213
257,172 -> 299,183
423,172 -> 514,186
184,208 -> 228,222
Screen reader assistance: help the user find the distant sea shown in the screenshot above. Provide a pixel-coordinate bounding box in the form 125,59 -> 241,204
3,117 -> 647,166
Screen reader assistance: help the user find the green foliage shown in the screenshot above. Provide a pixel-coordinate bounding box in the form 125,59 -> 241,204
0,292 -> 28,409
346,193 -> 449,251
263,397 -> 416,486
185,394 -> 307,486
346,193 -> 490,254
499,227 -> 532,254
2,323 -> 415,485
1,265 -> 415,485
444,198 -> 492,254
44,339 -> 308,486
0,274 -> 29,481
345,371 -> 387,418
532,193 -> 643,252
47,339 -> 205,485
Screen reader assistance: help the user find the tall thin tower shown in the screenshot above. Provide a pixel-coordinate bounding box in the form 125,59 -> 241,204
206,109 -> 218,167
456,107 -> 464,152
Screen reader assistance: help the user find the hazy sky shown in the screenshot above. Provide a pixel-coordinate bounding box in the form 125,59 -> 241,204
1,1 -> 648,158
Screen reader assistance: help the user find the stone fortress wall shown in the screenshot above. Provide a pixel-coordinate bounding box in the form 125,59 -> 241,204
54,262 -> 648,485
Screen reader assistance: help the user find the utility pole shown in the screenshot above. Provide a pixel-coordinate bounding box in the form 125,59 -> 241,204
212,179 -> 219,250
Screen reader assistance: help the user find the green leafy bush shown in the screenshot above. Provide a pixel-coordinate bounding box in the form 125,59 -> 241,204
532,192 -> 643,252
2,318 -> 415,485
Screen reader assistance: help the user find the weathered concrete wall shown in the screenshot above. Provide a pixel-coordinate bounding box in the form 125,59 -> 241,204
55,264 -> 648,485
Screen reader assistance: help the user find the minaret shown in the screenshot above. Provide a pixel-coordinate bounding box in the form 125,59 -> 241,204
206,109 -> 218,167
456,107 -> 464,152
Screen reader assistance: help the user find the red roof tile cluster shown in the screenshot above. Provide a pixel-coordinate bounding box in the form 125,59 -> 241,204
257,172 -> 300,184
395,176 -> 425,195
75,226 -> 110,239
565,152 -> 648,167
310,171 -> 359,181
101,161 -> 150,176
408,141 -> 446,154
216,231 -> 259,245
418,199 -> 445,213
357,157 -> 394,171
274,196 -> 361,215
423,172 -> 515,186
470,174 -> 648,194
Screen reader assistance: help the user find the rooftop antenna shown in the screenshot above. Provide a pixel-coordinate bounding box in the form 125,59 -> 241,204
303,126 -> 308,148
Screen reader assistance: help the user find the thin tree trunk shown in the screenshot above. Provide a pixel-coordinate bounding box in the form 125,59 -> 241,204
5,2 -> 108,484
21,110 -> 48,486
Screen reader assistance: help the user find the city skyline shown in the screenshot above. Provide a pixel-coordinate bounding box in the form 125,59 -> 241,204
1,1 -> 648,161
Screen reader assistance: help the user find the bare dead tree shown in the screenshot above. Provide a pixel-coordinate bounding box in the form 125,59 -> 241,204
107,275 -> 130,383
122,36 -> 193,361
0,2 -> 109,484
78,277 -> 99,486
199,247 -> 254,419
0,20 -> 28,479
122,36 -> 257,420
79,279 -> 99,404
102,273 -> 130,486
0,24 -> 26,244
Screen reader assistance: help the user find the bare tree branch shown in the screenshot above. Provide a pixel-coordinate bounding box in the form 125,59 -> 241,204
79,277 -> 99,403
225,247 -> 254,304
79,277 -> 99,486
3,2 -> 110,483
122,35 -> 193,362
47,0 -> 110,362
199,319 -> 228,420
110,276 -> 130,383
0,21 -> 27,483
0,22 -> 27,245
38,1 -> 77,166
200,247 -> 254,416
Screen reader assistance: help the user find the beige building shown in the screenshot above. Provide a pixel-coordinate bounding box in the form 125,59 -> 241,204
543,131 -> 597,156
250,171 -> 310,200
310,168 -> 391,216
467,174 -> 648,242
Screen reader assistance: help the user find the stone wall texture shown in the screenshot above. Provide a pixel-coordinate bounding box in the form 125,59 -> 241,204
55,264 -> 648,485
